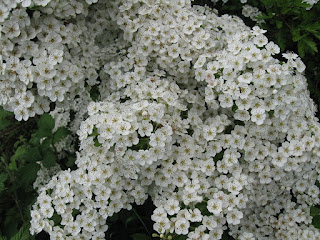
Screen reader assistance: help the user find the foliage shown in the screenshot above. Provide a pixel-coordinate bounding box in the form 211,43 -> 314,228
0,108 -> 70,239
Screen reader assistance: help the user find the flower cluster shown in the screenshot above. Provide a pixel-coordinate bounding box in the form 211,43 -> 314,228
1,0 -> 320,239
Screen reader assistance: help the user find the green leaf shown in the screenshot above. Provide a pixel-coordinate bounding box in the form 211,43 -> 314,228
291,29 -> 307,42
298,40 -> 306,57
294,0 -> 312,8
313,215 -> 320,229
37,114 -> 54,134
0,107 -> 13,131
18,163 -> 40,187
53,127 -> 70,144
50,213 -> 62,225
42,150 -> 56,168
275,31 -> 287,50
93,138 -> 102,147
0,236 -> 8,240
311,206 -> 320,217
10,224 -> 32,240
174,235 -> 188,240
66,154 -> 76,168
125,215 -> 138,228
298,37 -> 318,57
0,173 -> 8,194
303,23 -> 320,33
313,32 -> 320,41
23,147 -> 42,163
131,233 -> 150,240
28,5 -> 41,10
276,20 -> 283,29
10,146 -> 27,165
40,137 -> 52,150
303,37 -> 318,53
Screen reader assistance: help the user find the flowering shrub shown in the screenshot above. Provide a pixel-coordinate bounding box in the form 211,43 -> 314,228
1,0 -> 320,239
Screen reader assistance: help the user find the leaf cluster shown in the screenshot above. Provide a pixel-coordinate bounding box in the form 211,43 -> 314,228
0,109 -> 72,239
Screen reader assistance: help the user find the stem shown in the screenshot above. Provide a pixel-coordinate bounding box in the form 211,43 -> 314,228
132,207 -> 151,237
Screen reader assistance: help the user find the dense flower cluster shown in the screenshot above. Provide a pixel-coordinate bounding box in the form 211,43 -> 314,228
1,0 -> 320,239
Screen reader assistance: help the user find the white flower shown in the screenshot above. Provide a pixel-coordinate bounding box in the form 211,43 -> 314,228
207,199 -> 223,215
226,209 -> 243,225
175,218 -> 190,235
164,198 -> 180,215
251,108 -> 266,125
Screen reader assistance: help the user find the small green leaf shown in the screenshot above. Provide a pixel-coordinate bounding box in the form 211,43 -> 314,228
303,23 -> 320,33
18,163 -> 40,187
28,5 -> 41,10
42,150 -> 56,168
312,215 -> 320,229
125,215 -> 138,228
93,138 -> 102,147
0,173 -> 8,194
40,137 -> 52,150
53,127 -> 70,144
174,235 -> 188,240
0,107 -> 13,131
23,147 -> 42,163
313,32 -> 320,41
294,0 -> 312,8
131,233 -> 149,240
37,114 -> 54,133
10,146 -> 27,164
303,37 -> 318,53
291,29 -> 307,42
311,206 -> 320,217
66,154 -> 76,168
10,224 -> 32,240
50,213 -> 62,225
276,20 -> 283,29
232,104 -> 238,112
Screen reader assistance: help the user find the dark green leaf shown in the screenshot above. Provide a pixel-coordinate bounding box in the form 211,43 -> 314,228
53,127 -> 70,144
42,150 -> 56,168
18,163 -> 40,187
291,29 -> 307,42
275,31 -> 287,50
303,23 -> 320,34
37,114 -> 54,134
28,5 -> 41,10
0,107 -> 13,131
131,233 -> 150,240
312,215 -> 320,229
10,224 -> 32,240
311,206 -> 320,217
65,155 -> 76,168
174,235 -> 188,240
276,20 -> 283,29
10,146 -> 27,165
125,215 -> 138,228
23,147 -> 42,163
0,173 -> 8,194
0,236 -> 8,240
313,32 -> 320,40
294,1 -> 312,8
303,37 -> 318,53
50,213 -> 62,225
40,137 -> 52,150
298,40 -> 306,57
